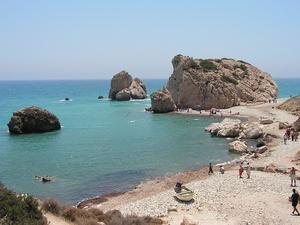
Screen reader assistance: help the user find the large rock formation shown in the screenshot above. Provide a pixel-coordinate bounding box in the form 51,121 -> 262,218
7,106 -> 61,134
109,71 -> 147,100
151,87 -> 177,113
166,55 -> 278,109
277,96 -> 300,116
228,140 -> 248,154
293,117 -> 300,131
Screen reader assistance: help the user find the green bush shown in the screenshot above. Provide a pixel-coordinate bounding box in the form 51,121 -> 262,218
0,183 -> 47,225
240,64 -> 248,72
221,75 -> 239,85
200,60 -> 217,72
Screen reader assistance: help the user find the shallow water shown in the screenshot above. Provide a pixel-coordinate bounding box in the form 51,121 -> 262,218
0,78 -> 298,203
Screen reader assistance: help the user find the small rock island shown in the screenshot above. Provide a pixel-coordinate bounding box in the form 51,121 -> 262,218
7,106 -> 61,134
109,71 -> 147,101
151,55 -> 278,113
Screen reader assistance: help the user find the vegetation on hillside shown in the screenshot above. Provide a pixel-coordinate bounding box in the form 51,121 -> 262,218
200,60 -> 217,72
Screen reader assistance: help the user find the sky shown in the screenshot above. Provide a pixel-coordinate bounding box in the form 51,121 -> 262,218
0,0 -> 299,80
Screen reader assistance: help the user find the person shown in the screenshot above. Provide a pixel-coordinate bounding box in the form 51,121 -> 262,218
290,167 -> 298,187
284,133 -> 288,145
208,163 -> 213,175
245,162 -> 251,179
286,128 -> 291,140
174,182 -> 182,193
291,189 -> 300,216
291,129 -> 295,141
295,131 -> 298,142
220,165 -> 225,174
239,162 -> 244,178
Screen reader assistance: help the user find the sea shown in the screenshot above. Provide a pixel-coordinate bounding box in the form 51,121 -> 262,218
0,78 -> 299,203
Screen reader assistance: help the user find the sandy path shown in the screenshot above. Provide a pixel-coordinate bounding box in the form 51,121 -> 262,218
45,213 -> 73,225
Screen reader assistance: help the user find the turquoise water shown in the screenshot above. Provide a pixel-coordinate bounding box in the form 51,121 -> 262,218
0,78 -> 298,203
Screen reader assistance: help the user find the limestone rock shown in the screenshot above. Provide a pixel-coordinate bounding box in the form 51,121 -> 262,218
277,96 -> 300,116
205,118 -> 241,137
228,140 -> 248,154
109,71 -> 147,101
293,117 -> 300,131
257,146 -> 268,154
259,117 -> 273,125
239,122 -> 263,139
181,215 -> 198,225
109,71 -> 133,100
166,55 -> 278,109
278,121 -> 290,130
151,87 -> 177,113
129,78 -> 147,99
7,106 -> 61,134
115,88 -> 131,101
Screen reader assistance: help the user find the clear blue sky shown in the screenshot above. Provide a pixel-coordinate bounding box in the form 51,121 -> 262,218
0,0 -> 299,80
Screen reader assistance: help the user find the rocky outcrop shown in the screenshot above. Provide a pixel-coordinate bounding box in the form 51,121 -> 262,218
278,121 -> 290,130
109,71 -> 147,101
293,117 -> 300,131
205,118 -> 241,137
166,55 -> 278,109
228,140 -> 248,154
151,87 -> 177,113
7,106 -> 61,134
277,96 -> 300,116
239,122 -> 263,139
259,117 -> 273,125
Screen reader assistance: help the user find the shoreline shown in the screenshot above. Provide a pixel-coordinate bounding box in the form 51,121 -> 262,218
77,99 -> 300,224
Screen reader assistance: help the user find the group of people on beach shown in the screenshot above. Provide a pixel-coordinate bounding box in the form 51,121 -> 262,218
283,127 -> 298,144
208,162 -> 251,178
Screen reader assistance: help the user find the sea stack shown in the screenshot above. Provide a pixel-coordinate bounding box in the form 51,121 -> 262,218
151,55 -> 278,112
7,106 -> 61,134
108,71 -> 147,101
151,87 -> 177,113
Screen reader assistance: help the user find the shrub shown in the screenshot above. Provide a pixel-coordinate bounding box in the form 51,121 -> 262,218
240,64 -> 248,72
41,198 -> 61,215
200,60 -> 217,72
0,183 -> 47,225
221,75 -> 239,85
190,59 -> 199,69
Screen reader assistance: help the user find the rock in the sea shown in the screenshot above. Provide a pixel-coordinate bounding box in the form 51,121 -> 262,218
205,118 -> 241,137
259,117 -> 273,125
228,140 -> 248,154
129,78 -> 147,99
239,122 -> 263,139
7,106 -> 61,134
108,71 -> 147,101
166,55 -> 278,109
151,87 -> 177,113
277,96 -> 300,116
115,88 -> 131,101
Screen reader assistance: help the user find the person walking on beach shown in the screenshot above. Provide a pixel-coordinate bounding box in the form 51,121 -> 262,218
290,167 -> 298,187
220,165 -> 225,174
291,189 -> 300,216
245,162 -> 251,179
286,128 -> 291,140
208,163 -> 213,175
239,162 -> 244,178
284,133 -> 288,144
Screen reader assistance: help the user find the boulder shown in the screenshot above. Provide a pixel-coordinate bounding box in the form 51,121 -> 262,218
181,215 -> 198,225
109,71 -> 133,100
228,141 -> 248,154
115,88 -> 131,101
257,146 -> 268,154
7,106 -> 61,134
259,117 -> 273,125
151,87 -> 177,113
166,55 -> 278,109
293,117 -> 300,131
278,121 -> 290,130
205,118 -> 241,137
129,78 -> 147,99
239,122 -> 263,139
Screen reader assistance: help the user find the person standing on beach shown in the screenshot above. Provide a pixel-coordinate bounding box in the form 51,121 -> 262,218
291,189 -> 300,216
290,167 -> 298,187
239,162 -> 244,178
208,163 -> 213,175
220,165 -> 225,174
284,133 -> 288,144
245,162 -> 251,179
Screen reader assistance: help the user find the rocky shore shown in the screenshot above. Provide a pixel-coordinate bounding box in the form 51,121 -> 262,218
84,98 -> 300,225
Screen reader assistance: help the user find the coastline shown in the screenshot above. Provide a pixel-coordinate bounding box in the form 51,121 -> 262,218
78,99 -> 300,224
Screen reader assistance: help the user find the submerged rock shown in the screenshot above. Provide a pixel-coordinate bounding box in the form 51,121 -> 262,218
108,71 -> 147,101
166,55 -> 278,109
7,106 -> 61,134
151,87 -> 177,113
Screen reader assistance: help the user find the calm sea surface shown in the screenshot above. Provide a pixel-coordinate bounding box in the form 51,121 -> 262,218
0,78 -> 298,203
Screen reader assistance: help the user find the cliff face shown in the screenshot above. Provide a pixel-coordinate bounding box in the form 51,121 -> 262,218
166,55 -> 278,109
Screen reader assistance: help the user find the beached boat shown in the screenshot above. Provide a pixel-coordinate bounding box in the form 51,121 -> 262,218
175,188 -> 194,202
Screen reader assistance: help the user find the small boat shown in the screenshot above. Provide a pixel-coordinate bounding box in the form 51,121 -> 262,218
175,188 -> 194,202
